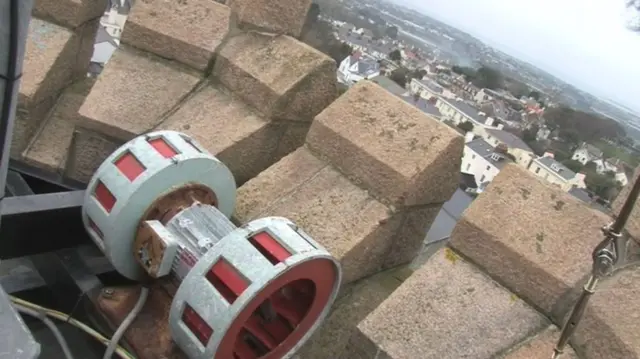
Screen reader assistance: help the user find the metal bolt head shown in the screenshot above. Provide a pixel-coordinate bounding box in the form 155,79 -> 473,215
102,288 -> 114,297
594,254 -> 614,277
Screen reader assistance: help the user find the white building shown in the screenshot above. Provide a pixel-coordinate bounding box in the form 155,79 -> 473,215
461,135 -> 511,190
529,154 -> 587,191
409,78 -> 455,100
571,143 -> 604,165
101,0 -> 132,40
337,52 -> 381,87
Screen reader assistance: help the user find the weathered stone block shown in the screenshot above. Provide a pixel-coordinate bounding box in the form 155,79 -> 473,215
236,147 -> 404,284
237,147 -> 443,283
571,266 -> 640,359
500,326 -> 577,359
63,128 -> 122,182
21,19 -> 76,108
33,0 -> 106,28
158,84 -> 280,185
307,81 -> 463,207
228,0 -> 312,38
347,248 -> 548,359
214,32 -> 337,121
450,164 -> 610,319
122,0 -> 231,71
297,266 -> 412,359
23,79 -> 95,172
614,167 -> 640,242
78,48 -> 200,141
73,18 -> 100,78
15,18 -> 91,157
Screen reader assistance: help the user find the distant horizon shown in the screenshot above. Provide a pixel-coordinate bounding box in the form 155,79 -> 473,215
387,0 -> 640,116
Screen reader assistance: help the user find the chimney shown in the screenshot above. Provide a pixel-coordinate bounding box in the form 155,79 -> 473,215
464,132 -> 475,143
543,151 -> 554,159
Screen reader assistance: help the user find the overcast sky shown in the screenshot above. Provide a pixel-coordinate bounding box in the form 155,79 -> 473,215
392,0 -> 640,113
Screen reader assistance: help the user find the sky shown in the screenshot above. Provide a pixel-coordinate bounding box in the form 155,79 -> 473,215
392,0 -> 640,113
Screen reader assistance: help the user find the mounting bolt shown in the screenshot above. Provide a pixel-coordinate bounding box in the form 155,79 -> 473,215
102,288 -> 114,298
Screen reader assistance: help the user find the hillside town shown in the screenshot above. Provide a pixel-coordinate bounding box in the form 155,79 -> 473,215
326,16 -> 634,215
86,0 -> 640,247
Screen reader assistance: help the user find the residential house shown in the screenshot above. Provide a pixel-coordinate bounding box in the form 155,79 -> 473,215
461,136 -> 511,190
369,76 -> 408,97
474,88 -> 495,104
436,98 -> 493,127
409,78 -> 456,100
536,125 -> 551,141
410,78 -> 442,98
400,95 -> 442,120
337,52 -> 380,86
102,0 -> 132,40
571,143 -> 604,165
591,158 -> 629,186
484,128 -> 535,168
528,155 -> 587,191
90,26 -> 119,76
592,158 -> 618,174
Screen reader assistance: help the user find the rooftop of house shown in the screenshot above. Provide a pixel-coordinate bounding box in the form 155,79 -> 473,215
415,78 -> 444,94
579,143 -> 604,158
106,0 -> 132,15
485,128 -> 534,152
568,187 -> 611,214
369,75 -> 407,96
356,58 -> 379,76
400,95 -> 442,118
535,155 -> 577,181
94,25 -> 118,47
466,138 -> 512,170
444,98 -> 485,123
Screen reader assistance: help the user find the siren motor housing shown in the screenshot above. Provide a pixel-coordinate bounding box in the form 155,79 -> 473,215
81,131 -> 342,359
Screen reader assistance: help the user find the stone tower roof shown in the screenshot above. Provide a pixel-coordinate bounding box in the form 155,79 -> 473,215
13,1 -> 640,358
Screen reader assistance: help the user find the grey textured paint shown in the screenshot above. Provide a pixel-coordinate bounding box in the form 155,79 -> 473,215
82,131 -> 237,280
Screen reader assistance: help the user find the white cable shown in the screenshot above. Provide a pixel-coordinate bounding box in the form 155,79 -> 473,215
14,303 -> 75,359
103,287 -> 149,359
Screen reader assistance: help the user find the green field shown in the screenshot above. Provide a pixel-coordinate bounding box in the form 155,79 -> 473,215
594,140 -> 640,168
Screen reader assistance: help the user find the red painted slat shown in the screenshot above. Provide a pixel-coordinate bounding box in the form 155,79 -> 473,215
94,181 -> 116,213
114,151 -> 145,181
249,232 -> 291,265
148,137 -> 178,158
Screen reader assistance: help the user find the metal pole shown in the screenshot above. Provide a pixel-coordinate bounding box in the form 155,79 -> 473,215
552,172 -> 640,358
0,0 -> 34,215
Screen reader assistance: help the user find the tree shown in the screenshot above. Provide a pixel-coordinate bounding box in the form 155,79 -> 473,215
522,124 -> 539,143
544,106 -> 626,143
301,18 -> 353,64
457,121 -> 474,132
473,66 -> 503,89
386,26 -> 398,39
389,49 -> 402,62
389,68 -> 409,88
409,69 -> 427,80
562,159 -> 584,173
529,90 -> 541,100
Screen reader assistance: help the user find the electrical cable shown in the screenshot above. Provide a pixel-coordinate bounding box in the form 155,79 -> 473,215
102,287 -> 149,359
14,304 -> 75,359
10,296 -> 136,359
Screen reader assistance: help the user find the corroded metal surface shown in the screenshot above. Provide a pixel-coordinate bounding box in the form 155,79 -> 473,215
97,284 -> 187,359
